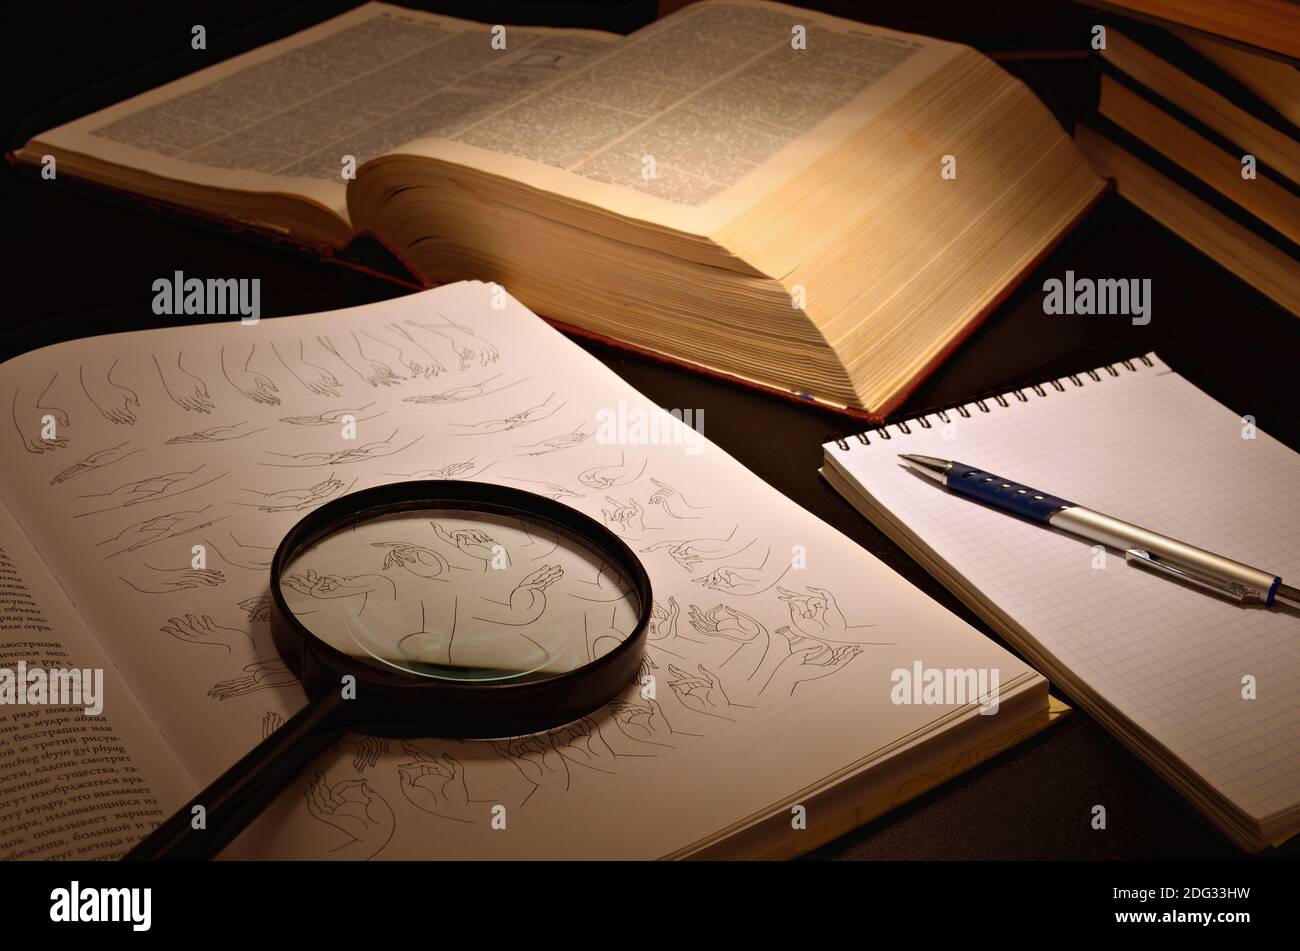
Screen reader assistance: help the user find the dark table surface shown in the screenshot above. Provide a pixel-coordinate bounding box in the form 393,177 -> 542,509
2,0 -> 1297,860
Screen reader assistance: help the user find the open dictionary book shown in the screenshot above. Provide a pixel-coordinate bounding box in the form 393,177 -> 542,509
0,282 -> 1061,859
12,0 -> 1104,420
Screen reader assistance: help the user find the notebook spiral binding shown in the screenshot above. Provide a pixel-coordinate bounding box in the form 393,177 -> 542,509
831,355 -> 1155,450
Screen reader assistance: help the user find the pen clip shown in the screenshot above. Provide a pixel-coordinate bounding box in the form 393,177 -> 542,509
1123,549 -> 1253,602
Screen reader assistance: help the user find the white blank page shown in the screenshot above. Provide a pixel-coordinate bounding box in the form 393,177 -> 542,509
826,354 -> 1300,823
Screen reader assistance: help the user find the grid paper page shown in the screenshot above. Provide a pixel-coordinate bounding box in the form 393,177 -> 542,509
826,355 -> 1300,822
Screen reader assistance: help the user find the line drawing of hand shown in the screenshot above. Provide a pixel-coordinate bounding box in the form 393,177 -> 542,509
759,630 -> 863,697
305,772 -> 394,859
692,548 -> 791,596
601,496 -> 646,537
578,452 -> 647,489
645,597 -> 702,657
160,613 -> 254,653
608,698 -> 676,749
166,421 -> 264,444
373,541 -> 453,580
80,360 -> 139,425
666,663 -> 740,719
515,424 -> 591,456
493,735 -> 571,805
279,405 -> 381,427
646,478 -> 708,519
220,344 -> 280,405
639,528 -> 750,570
262,429 -> 422,468
348,332 -> 404,386
97,507 -> 224,557
430,521 -> 509,569
240,596 -> 273,624
473,564 -> 563,626
208,659 -> 297,699
154,352 -> 214,413
261,710 -> 284,739
318,334 -> 398,388
497,476 -> 583,500
237,475 -> 350,512
120,564 -> 225,594
373,324 -> 444,378
50,441 -> 142,485
12,374 -> 71,453
403,374 -> 527,405
405,316 -> 499,368
548,717 -> 617,774
340,735 -> 390,772
386,457 -> 495,481
281,570 -> 396,615
77,464 -> 228,516
271,339 -> 342,397
398,742 -> 480,822
686,603 -> 764,642
452,393 -> 563,434
777,585 -> 886,644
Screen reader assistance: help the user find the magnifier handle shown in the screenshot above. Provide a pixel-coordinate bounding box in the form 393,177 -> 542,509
124,690 -> 348,860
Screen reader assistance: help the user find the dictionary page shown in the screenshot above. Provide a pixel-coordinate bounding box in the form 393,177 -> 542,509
0,498 -> 194,859
0,282 -> 1041,858
25,3 -> 620,223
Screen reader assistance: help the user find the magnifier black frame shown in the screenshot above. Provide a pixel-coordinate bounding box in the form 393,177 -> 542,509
125,480 -> 651,861
272,479 -> 652,735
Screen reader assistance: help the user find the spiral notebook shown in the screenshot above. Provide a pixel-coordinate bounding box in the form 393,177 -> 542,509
822,353 -> 1300,851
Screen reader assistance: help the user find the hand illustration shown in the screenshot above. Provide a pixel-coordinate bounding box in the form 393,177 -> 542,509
282,569 -> 396,609
208,659 -> 297,699
241,596 -> 273,624
548,717 -> 616,774
431,521 -> 507,567
305,772 -> 394,859
50,441 -> 140,485
667,663 -> 737,717
81,361 -> 139,424
692,561 -> 788,596
243,476 -> 346,512
155,353 -> 214,413
601,496 -> 645,536
166,422 -> 260,445
778,586 -> 849,639
271,339 -> 342,397
686,603 -> 764,642
761,632 -> 862,697
406,318 -> 498,368
373,542 -> 453,580
493,735 -> 571,803
646,597 -> 700,655
608,698 -> 674,747
261,710 -> 284,739
578,454 -> 646,489
398,742 -> 478,822
220,344 -> 280,405
121,564 -> 225,594
370,326 -> 443,379
342,735 -> 390,772
475,564 -> 564,626
647,478 -> 706,519
12,374 -> 70,452
81,466 -> 208,511
160,613 -> 253,652
516,428 -> 590,455
639,529 -> 748,570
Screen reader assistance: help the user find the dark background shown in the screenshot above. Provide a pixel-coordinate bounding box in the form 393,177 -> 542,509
2,0 -> 1297,860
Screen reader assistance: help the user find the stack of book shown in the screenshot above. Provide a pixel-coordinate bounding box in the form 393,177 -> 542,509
1073,9 -> 1300,315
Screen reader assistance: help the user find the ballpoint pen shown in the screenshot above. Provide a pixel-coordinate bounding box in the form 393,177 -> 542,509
898,453 -> 1300,610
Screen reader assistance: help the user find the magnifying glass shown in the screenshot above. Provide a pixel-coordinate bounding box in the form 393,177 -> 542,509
125,481 -> 650,860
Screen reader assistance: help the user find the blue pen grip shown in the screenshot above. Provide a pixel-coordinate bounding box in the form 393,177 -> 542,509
946,463 -> 1072,524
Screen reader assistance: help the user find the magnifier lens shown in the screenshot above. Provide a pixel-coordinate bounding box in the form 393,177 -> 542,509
279,508 -> 640,684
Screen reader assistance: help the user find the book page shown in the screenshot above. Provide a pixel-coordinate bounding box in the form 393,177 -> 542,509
0,282 -> 1039,858
31,1 -> 961,235
379,0 -> 964,234
0,498 -> 194,859
29,3 -> 620,221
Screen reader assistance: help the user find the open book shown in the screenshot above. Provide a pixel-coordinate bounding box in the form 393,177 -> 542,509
10,0 -> 1105,420
823,356 -> 1300,852
0,281 -> 1061,860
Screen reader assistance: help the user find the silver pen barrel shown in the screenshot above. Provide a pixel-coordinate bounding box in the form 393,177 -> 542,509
1049,506 -> 1287,605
